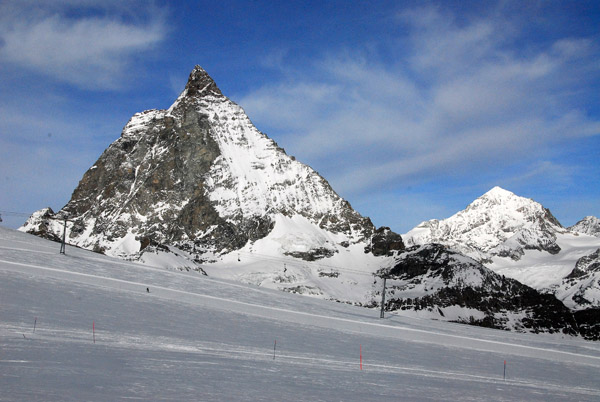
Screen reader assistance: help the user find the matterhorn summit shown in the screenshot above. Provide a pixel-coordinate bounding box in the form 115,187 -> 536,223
21,66 -> 402,302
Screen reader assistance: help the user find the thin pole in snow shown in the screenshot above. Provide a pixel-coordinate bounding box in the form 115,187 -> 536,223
33,317 -> 37,333
360,344 -> 363,370
503,360 -> 506,380
380,277 -> 387,318
273,340 -> 277,360
59,216 -> 68,254
93,321 -> 95,344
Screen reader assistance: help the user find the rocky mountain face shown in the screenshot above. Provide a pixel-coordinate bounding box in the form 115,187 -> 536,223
556,248 -> 600,313
403,187 -> 563,263
21,66 -> 402,296
569,216 -> 600,237
378,244 -> 586,337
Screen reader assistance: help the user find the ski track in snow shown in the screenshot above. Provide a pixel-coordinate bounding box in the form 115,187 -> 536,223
5,319 -> 600,399
2,228 -> 600,401
3,256 -> 600,366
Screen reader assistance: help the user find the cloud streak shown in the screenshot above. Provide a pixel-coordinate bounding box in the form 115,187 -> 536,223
0,1 -> 166,89
239,7 -> 600,198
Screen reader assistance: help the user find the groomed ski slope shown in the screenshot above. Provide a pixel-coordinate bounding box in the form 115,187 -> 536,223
1,227 -> 600,401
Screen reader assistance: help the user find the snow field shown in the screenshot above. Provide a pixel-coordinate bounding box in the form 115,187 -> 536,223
490,232 -> 600,307
2,227 -> 600,401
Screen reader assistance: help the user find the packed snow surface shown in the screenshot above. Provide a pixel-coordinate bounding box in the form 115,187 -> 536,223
2,227 -> 600,401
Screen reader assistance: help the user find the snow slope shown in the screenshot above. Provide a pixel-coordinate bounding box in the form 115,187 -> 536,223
489,232 -> 600,294
201,214 -> 385,303
2,227 -> 600,401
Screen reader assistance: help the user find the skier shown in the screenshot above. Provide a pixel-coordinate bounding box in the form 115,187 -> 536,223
146,287 -> 150,293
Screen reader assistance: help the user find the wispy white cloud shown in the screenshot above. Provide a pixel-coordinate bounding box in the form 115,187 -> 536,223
499,160 -> 579,189
239,6 -> 600,198
0,1 -> 166,90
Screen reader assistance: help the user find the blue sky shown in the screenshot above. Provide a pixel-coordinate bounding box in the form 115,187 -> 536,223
1,0 -> 599,233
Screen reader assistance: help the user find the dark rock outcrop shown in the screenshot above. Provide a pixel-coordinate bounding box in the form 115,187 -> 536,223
367,226 -> 405,256
378,244 -> 583,337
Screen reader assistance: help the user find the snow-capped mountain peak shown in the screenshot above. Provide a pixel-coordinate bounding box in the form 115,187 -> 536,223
22,66 -> 380,255
183,65 -> 224,98
21,65 -> 403,302
569,216 -> 600,237
404,186 -> 563,262
476,185 -> 515,203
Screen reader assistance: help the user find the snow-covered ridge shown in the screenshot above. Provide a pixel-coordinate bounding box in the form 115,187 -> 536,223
121,109 -> 165,139
570,216 -> 600,237
188,95 -> 353,223
403,186 -> 564,261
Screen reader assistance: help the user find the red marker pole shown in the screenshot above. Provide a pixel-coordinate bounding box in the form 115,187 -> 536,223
360,344 -> 363,370
503,360 -> 506,380
93,321 -> 96,344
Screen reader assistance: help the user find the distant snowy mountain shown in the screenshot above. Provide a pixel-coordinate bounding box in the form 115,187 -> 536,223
403,186 -> 563,263
21,66 -> 402,302
569,216 -> 600,237
403,187 -> 600,311
378,244 -> 581,336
